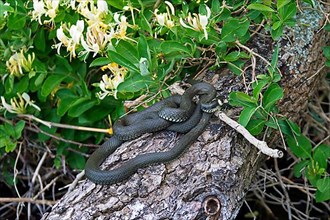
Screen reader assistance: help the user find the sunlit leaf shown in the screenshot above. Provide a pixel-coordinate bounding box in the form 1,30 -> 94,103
286,135 -> 312,159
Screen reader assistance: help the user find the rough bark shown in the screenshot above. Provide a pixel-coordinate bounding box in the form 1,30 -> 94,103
42,6 -> 329,220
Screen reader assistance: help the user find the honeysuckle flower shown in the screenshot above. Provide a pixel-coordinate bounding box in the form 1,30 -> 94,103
54,20 -> 84,60
80,26 -> 112,58
97,0 -> 108,14
179,5 -> 211,39
1,93 -> 40,114
55,26 -> 69,54
113,13 -> 131,40
154,1 -> 175,29
45,0 -> 60,22
6,50 -> 35,77
97,63 -> 127,99
31,0 -> 46,24
31,0 -> 60,24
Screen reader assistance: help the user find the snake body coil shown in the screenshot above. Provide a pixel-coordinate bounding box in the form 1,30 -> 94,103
85,82 -> 217,185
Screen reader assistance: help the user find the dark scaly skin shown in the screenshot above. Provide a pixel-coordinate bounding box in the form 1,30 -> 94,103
85,82 -> 216,185
85,105 -> 203,184
158,82 -> 216,122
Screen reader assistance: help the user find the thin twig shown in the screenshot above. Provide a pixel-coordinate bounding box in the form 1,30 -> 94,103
215,110 -> 283,158
0,197 -> 57,206
19,114 -> 111,134
32,152 -> 47,184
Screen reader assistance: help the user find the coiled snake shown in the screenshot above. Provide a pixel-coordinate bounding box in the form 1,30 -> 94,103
85,82 -> 217,185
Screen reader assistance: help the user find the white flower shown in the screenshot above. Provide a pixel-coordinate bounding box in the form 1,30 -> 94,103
154,1 -> 175,29
97,63 -> 127,99
6,50 -> 35,77
21,93 -> 41,111
31,0 -> 60,24
97,0 -> 108,14
1,93 -> 40,114
179,5 -> 211,39
54,20 -> 84,60
70,20 -> 84,44
32,0 -> 46,24
113,13 -> 129,39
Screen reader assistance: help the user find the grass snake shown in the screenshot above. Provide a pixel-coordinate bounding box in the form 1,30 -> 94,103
85,82 -> 217,185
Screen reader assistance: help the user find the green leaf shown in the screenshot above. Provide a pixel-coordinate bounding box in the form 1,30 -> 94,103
5,141 -> 17,152
262,83 -> 283,111
66,152 -> 86,170
138,13 -> 153,36
227,60 -> 245,75
293,160 -> 309,178
273,119 -> 294,136
277,0 -> 291,10
247,3 -> 275,12
325,60 -> 330,67
323,46 -> 330,59
89,57 -> 111,67
268,45 -> 280,78
7,13 -> 26,30
41,74 -> 67,98
215,41 -> 227,57
279,3 -> 297,22
272,20 -> 283,30
221,18 -> 250,42
160,41 -> 191,55
16,75 -> 29,94
138,35 -> 151,64
106,0 -> 125,9
316,177 -> 330,193
286,135 -> 312,159
68,99 -> 97,117
108,50 -> 139,73
55,55 -> 73,72
14,120 -> 25,139
34,28 -> 46,52
324,24 -> 330,32
114,40 -> 139,64
5,74 -> 14,94
286,119 -> 301,136
246,119 -> 266,135
239,106 -> 257,127
224,51 -> 249,62
315,187 -> 330,202
229,92 -> 257,108
117,74 -> 157,93
0,1 -> 14,16
57,97 -> 76,116
57,89 -> 78,116
252,79 -> 268,99
313,144 -> 330,170
271,25 -> 284,40
4,122 -> 15,137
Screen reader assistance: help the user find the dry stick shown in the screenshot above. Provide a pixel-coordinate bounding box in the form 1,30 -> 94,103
33,177 -> 60,200
274,158 -> 293,220
32,152 -> 47,184
67,171 -> 85,192
0,197 -> 57,206
215,110 -> 283,158
26,125 -> 98,148
19,114 -> 110,134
